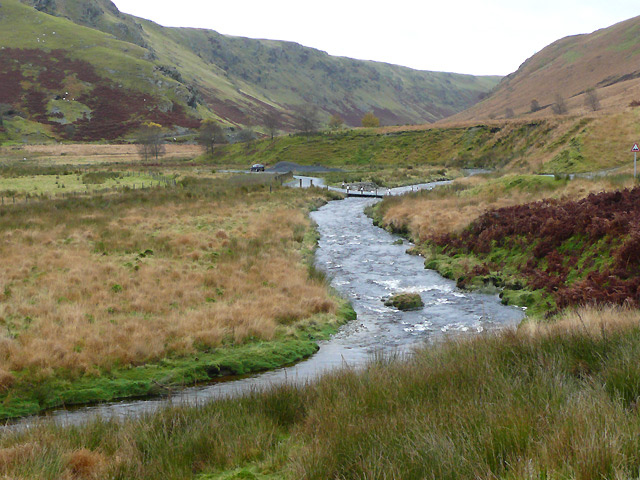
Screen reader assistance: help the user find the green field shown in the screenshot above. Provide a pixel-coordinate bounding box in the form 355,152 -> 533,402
0,172 -> 161,199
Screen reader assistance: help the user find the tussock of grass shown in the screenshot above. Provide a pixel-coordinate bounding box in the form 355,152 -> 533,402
3,306 -> 640,478
0,178 -> 345,416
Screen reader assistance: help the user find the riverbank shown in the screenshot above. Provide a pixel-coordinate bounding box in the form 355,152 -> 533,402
0,177 -> 351,419
3,305 -> 640,479
370,173 -> 637,315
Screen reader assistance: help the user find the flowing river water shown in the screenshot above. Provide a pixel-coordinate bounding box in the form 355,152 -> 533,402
7,180 -> 524,429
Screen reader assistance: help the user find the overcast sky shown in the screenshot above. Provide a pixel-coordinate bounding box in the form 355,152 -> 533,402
111,0 -> 639,76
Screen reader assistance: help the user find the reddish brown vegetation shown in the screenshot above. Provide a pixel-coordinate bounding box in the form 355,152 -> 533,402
0,48 -> 199,140
435,188 -> 640,309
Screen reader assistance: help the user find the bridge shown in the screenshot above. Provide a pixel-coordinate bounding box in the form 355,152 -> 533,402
346,191 -> 386,198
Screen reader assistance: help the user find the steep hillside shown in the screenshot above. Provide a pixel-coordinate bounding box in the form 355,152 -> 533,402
0,0 -> 200,142
452,16 -> 640,121
150,25 -> 499,127
0,0 -> 500,143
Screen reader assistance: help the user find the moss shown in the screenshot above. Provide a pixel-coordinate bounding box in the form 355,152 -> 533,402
384,293 -> 424,311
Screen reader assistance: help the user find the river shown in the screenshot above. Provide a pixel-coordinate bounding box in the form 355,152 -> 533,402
7,181 -> 524,429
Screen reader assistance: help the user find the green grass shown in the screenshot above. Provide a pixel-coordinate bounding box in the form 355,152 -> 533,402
0,303 -> 355,419
4,310 -> 640,478
0,0 -> 500,142
209,117 -> 627,174
0,172 -> 159,198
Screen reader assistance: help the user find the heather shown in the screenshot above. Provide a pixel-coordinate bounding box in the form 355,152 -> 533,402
432,186 -> 640,312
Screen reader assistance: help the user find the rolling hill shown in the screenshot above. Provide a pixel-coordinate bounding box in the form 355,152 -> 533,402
452,15 -> 640,121
0,0 -> 500,142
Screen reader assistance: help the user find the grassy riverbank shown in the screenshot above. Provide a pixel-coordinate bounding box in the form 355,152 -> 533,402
4,306 -> 640,479
370,173 -> 638,315
210,113 -> 640,175
0,174 -> 353,418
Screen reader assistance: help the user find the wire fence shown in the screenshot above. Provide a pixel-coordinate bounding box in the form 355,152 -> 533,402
0,171 -> 178,208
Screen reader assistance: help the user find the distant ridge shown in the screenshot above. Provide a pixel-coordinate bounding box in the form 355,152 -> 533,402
0,0 -> 500,142
451,15 -> 640,121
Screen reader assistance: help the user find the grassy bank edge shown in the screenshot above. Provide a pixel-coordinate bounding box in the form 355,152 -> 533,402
0,186 -> 354,420
366,201 -> 547,315
0,300 -> 356,420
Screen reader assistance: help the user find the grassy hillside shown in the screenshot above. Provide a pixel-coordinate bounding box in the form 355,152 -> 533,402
452,15 -> 640,121
211,112 -> 640,175
153,25 -> 500,126
0,0 -> 200,141
0,0 -> 500,143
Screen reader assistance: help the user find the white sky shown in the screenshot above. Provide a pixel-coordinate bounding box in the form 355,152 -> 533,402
111,0 -> 639,76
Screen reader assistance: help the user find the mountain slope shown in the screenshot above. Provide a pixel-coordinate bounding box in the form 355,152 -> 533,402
0,0 -> 500,142
452,15 -> 640,121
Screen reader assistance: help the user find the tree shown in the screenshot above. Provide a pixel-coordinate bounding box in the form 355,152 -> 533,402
552,94 -> 568,115
237,127 -> 256,143
530,99 -> 541,113
236,127 -> 256,152
504,108 -> 515,119
263,111 -> 280,140
136,122 -> 165,161
196,120 -> 225,155
328,114 -> 344,131
293,105 -> 320,134
361,111 -> 380,128
0,103 -> 12,128
585,88 -> 600,112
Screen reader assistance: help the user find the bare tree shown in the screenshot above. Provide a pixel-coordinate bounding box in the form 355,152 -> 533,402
196,120 -> 225,155
552,94 -> 568,115
530,99 -> 541,113
136,122 -> 165,161
263,111 -> 280,140
293,105 -> 320,135
504,108 -> 515,119
585,88 -> 601,112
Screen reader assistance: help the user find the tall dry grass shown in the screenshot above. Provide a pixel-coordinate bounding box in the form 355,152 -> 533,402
3,306 -> 640,479
0,186 -> 336,378
378,174 -> 636,241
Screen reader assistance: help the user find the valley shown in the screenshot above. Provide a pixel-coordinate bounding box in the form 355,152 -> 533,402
2,2 -> 640,478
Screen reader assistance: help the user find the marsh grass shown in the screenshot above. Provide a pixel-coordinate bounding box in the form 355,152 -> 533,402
0,176 -> 341,415
3,306 -> 640,479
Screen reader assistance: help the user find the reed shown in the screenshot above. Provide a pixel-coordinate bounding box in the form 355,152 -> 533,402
2,307 -> 640,479
0,178 -> 340,412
